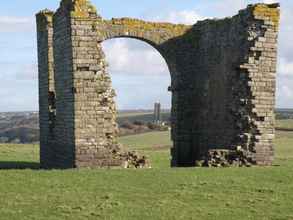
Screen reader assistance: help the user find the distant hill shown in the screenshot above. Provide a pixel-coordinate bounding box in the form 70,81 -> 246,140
0,110 -> 171,143
0,112 -> 39,143
0,109 -> 292,143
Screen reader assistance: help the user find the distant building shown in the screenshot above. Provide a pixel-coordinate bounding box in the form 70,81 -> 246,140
154,102 -> 161,124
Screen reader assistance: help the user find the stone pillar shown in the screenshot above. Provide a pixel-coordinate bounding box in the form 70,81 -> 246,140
50,0 -> 124,168
73,11 -> 124,168
169,3 -> 280,166
48,0 -> 77,168
36,10 -> 55,168
238,4 -> 280,165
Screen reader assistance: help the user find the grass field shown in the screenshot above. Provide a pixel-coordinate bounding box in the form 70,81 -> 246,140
1,130 -> 293,219
117,111 -> 170,124
276,119 -> 293,130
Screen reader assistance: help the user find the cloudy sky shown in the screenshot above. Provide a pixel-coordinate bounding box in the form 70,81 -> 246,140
0,0 -> 292,111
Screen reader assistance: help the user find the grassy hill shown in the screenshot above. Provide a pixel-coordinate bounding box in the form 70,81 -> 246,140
1,129 -> 293,219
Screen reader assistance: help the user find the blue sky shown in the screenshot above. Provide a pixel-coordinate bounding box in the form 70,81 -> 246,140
0,0 -> 292,111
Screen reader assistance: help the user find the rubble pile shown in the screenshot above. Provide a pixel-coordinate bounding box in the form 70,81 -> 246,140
197,148 -> 254,167
111,147 -> 151,169
123,152 -> 150,169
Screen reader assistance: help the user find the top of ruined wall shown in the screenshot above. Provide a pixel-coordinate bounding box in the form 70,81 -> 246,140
36,1 -> 280,48
193,3 -> 280,28
58,0 -> 98,18
250,3 -> 280,28
37,1 -> 280,28
36,9 -> 54,30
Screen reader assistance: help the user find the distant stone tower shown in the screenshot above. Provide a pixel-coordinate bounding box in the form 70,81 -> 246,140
154,102 -> 161,124
36,0 -> 280,168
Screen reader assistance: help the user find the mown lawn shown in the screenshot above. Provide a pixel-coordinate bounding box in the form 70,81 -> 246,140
0,131 -> 293,220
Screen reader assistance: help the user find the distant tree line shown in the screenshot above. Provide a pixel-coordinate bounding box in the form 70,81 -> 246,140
0,112 -> 171,144
1,109 -> 292,144
275,109 -> 293,120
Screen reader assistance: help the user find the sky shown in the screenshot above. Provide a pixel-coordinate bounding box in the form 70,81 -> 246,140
0,0 -> 292,111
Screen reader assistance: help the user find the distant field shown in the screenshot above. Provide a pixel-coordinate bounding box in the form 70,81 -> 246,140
118,111 -> 153,118
1,127 -> 293,219
118,111 -> 293,130
276,119 -> 293,130
117,111 -> 170,124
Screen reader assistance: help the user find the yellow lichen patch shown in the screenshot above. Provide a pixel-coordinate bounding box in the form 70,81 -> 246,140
70,0 -> 97,18
108,18 -> 191,37
253,4 -> 280,27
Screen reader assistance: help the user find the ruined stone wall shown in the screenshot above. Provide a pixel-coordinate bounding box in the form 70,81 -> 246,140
240,5 -> 279,165
36,0 -> 280,169
69,5 -> 123,168
36,10 -> 55,168
169,4 -> 279,166
49,3 -> 76,168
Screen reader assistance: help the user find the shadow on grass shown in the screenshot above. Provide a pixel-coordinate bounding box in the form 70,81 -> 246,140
0,161 -> 40,170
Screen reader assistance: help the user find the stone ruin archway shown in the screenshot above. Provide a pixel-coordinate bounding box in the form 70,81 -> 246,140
36,0 -> 280,169
101,37 -> 172,112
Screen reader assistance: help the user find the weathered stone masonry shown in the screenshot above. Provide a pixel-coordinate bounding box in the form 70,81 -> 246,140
36,0 -> 280,168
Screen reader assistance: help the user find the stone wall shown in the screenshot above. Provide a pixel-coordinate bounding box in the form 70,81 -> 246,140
36,10 -> 55,168
36,0 -> 280,169
69,5 -> 123,168
170,4 -> 280,166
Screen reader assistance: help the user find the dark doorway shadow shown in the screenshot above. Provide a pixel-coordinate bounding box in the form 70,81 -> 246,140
0,161 -> 40,170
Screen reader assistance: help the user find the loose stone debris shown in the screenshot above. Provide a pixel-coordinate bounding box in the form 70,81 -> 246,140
110,145 -> 151,169
196,148 -> 254,168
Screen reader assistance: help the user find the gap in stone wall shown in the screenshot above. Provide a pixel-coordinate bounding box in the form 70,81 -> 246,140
101,38 -> 171,111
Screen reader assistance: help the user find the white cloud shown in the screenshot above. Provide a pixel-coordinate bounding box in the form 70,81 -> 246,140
200,0 -> 247,18
280,85 -> 293,98
276,76 -> 293,108
0,16 -> 31,24
263,0 -> 278,4
278,58 -> 293,77
0,16 -> 34,33
148,10 -> 205,25
278,5 -> 293,60
102,39 -> 169,75
273,2 -> 293,107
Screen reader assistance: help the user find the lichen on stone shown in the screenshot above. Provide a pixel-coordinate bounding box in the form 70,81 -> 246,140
252,4 -> 280,27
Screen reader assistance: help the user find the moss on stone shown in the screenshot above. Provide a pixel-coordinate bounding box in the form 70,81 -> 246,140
253,4 -> 280,27
64,0 -> 98,18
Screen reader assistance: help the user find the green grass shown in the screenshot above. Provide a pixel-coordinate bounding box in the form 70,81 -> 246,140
119,131 -> 172,168
276,119 -> 293,130
118,111 -> 152,118
1,131 -> 293,219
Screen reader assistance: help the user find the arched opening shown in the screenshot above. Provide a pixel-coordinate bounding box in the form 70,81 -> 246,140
101,38 -> 173,167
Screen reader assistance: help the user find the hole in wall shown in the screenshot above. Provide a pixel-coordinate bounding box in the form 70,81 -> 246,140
101,38 -> 173,167
77,66 -> 90,71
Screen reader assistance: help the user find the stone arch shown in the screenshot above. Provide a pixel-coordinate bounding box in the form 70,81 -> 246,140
100,34 -> 173,78
96,18 -> 191,80
36,0 -> 280,168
